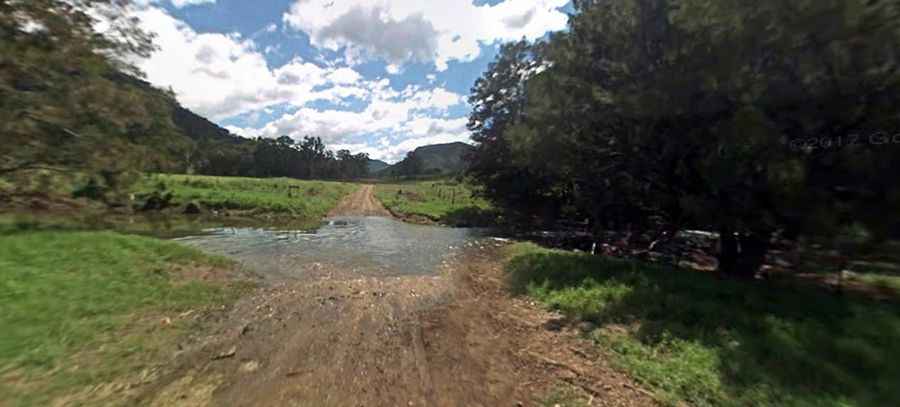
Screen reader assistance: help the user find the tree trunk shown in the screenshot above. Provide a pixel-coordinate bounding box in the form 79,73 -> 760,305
718,228 -> 739,277
718,229 -> 769,279
737,233 -> 768,278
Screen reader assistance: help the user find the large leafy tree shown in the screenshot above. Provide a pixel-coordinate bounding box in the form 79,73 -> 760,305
0,0 -> 187,182
467,40 -> 575,224
469,0 -> 900,276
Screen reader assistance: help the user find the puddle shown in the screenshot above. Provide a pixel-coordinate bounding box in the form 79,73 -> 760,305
175,216 -> 485,280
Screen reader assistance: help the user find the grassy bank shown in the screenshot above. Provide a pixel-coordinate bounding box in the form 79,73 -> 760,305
374,180 -> 495,226
0,230 -> 252,406
504,242 -> 900,407
2,173 -> 359,234
137,174 -> 357,217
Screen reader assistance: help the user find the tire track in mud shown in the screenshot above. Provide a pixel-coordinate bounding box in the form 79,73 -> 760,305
410,320 -> 436,405
136,186 -> 657,406
327,185 -> 392,218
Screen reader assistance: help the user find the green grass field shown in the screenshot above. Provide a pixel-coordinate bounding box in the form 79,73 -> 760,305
0,174 -> 354,404
138,174 -> 357,217
3,173 -> 360,234
504,242 -> 900,407
0,230 -> 252,406
374,180 -> 495,226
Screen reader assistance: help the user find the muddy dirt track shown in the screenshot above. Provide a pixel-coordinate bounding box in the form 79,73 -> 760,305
327,185 -> 393,218
139,186 -> 655,406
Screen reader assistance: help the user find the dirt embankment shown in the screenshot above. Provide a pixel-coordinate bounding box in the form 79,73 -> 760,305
327,185 -> 393,218
137,240 -> 655,406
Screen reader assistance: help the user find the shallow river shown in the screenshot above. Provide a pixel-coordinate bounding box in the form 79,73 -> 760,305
175,216 -> 484,280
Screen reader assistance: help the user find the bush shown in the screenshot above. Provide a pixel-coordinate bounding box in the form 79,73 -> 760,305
72,178 -> 106,201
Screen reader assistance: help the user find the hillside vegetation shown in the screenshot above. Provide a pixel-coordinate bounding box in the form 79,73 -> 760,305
1,0 -> 374,206
377,142 -> 474,177
366,159 -> 391,175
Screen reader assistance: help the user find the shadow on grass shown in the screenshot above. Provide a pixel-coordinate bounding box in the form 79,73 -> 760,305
443,206 -> 499,227
506,245 -> 900,406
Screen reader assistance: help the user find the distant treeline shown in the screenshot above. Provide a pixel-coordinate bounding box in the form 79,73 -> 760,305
193,136 -> 370,180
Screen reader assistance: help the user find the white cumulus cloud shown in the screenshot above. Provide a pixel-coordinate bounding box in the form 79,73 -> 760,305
226,84 -> 469,162
170,0 -> 215,8
282,0 -> 569,71
131,3 -> 496,162
135,7 -> 371,120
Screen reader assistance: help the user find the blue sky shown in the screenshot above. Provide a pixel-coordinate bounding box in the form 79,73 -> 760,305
135,0 -> 572,162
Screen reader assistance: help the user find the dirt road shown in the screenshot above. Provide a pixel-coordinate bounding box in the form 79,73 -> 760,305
136,189 -> 655,406
327,185 -> 392,217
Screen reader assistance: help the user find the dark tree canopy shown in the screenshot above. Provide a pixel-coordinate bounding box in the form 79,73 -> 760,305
196,135 -> 370,181
467,0 -> 900,276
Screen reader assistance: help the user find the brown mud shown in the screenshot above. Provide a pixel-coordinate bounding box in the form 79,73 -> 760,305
327,185 -> 393,218
134,187 -> 656,406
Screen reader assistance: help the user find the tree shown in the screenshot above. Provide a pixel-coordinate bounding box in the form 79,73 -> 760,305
466,40 -> 571,224
331,150 -> 370,179
298,136 -> 327,179
0,1 -> 378,190
0,0 -> 188,195
469,0 -> 900,277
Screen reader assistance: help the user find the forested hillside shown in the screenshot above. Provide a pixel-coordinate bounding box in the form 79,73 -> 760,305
366,159 -> 390,175
1,0 -> 188,178
379,142 -> 474,177
1,0 -> 372,203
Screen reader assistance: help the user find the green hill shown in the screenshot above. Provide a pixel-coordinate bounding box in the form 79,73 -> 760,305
367,159 -> 391,175
378,142 -> 474,177
413,142 -> 474,174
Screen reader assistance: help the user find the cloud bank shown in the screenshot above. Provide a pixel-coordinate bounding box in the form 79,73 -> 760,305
133,1 -> 568,162
283,0 -> 569,70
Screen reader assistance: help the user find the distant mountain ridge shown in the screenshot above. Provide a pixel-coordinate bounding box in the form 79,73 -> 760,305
366,159 -> 390,175
378,142 -> 474,177
412,142 -> 474,174
171,104 -> 247,145
112,73 -> 248,147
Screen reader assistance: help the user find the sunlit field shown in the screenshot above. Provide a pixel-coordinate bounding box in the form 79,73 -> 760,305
137,174 -> 357,217
374,180 -> 495,226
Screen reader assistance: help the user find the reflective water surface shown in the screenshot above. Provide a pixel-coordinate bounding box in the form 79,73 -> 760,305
175,216 -> 484,280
